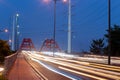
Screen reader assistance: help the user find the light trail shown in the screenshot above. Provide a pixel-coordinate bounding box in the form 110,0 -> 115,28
50,57 -> 120,73
31,53 -> 120,73
59,66 -> 107,80
28,55 -> 107,79
24,51 -> 120,71
22,51 -> 120,80
31,58 -> 79,80
27,51 -> 120,66
90,63 -> 120,70
41,58 -> 120,80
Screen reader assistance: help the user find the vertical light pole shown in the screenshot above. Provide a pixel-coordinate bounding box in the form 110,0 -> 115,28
43,0 -> 67,55
12,16 -> 15,51
68,0 -> 71,53
12,13 -> 19,51
53,0 -> 57,56
16,25 -> 20,50
108,0 -> 111,65
15,13 -> 19,51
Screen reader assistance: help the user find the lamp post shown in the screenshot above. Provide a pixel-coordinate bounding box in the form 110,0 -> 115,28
43,0 -> 67,55
108,0 -> 111,65
53,0 -> 67,54
15,13 -> 19,51
53,0 -> 57,56
12,15 -> 15,51
12,13 -> 19,51
16,25 -> 20,50
68,0 -> 71,53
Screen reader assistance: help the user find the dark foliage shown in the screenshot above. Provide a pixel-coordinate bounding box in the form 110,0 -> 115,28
105,25 -> 120,56
90,38 -> 105,54
0,39 -> 11,62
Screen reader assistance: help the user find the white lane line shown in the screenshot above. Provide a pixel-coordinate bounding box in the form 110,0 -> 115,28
29,61 -> 48,80
24,53 -> 48,80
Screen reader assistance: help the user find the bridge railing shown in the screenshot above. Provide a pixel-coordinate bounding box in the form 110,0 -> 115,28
3,52 -> 18,77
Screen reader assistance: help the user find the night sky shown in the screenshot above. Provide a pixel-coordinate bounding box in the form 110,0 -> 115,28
0,0 -> 120,52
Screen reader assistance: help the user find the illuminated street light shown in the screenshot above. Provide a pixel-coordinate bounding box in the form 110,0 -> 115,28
43,0 -> 51,3
16,13 -> 19,17
9,39 -> 12,43
0,28 -> 8,33
62,0 -> 67,3
4,29 -> 8,33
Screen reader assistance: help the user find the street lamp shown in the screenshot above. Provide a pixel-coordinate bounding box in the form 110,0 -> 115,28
0,29 -> 8,33
53,0 -> 67,55
12,13 -> 19,51
53,0 -> 57,56
63,0 -> 67,3
4,29 -> 8,33
15,14 -> 19,51
108,0 -> 111,65
68,0 -> 71,53
43,0 -> 67,55
0,28 -> 9,43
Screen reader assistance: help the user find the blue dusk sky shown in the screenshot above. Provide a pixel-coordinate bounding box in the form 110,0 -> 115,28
0,0 -> 120,52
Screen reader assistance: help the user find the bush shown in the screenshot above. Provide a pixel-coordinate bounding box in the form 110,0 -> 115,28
0,39 -> 11,63
0,74 -> 7,80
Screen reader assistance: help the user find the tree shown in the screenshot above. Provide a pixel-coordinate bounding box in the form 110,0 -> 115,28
105,24 -> 120,56
0,39 -> 11,62
90,38 -> 105,54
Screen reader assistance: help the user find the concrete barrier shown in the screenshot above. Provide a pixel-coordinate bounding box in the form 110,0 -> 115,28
3,53 -> 18,76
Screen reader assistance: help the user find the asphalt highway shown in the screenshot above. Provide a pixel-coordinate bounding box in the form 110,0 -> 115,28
22,51 -> 120,80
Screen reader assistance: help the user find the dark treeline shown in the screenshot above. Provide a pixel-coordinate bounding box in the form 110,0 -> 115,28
90,24 -> 120,56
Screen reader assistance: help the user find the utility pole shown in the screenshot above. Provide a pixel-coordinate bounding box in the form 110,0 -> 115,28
16,25 -> 19,50
68,0 -> 71,53
108,0 -> 111,65
53,0 -> 57,56
12,16 -> 15,51
15,13 -> 19,51
12,13 -> 19,51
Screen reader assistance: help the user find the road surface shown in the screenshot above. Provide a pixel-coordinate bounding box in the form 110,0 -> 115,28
22,51 -> 120,80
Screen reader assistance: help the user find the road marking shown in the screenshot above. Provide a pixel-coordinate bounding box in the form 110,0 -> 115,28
24,54 -> 48,80
29,62 -> 48,80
